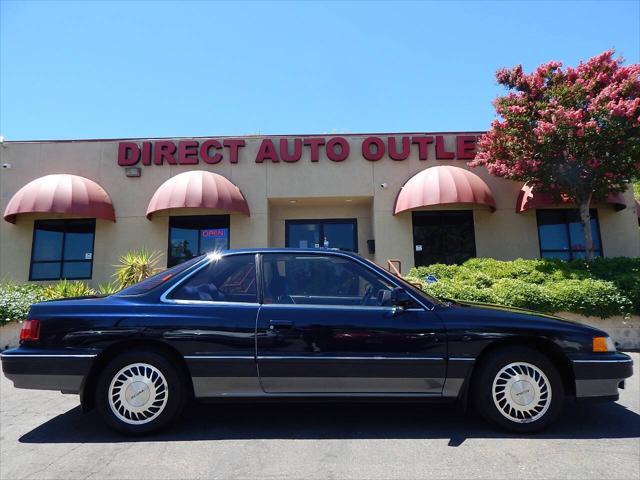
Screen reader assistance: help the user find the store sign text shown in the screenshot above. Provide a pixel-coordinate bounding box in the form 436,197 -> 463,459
117,135 -> 478,167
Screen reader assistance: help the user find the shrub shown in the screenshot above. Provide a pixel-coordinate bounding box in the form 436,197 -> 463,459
0,283 -> 46,324
547,279 -> 633,318
113,249 -> 162,288
490,278 -> 555,312
41,280 -> 96,300
405,257 -> 639,318
98,281 -> 121,295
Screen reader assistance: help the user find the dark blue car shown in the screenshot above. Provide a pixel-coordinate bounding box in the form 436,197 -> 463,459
1,249 -> 633,435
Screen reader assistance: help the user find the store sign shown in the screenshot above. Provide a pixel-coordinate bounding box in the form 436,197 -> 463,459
118,135 -> 478,167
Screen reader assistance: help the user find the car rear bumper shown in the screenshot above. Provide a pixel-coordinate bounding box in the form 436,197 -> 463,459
0,347 -> 97,394
571,353 -> 633,399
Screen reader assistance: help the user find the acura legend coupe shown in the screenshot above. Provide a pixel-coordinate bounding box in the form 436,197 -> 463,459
1,249 -> 633,435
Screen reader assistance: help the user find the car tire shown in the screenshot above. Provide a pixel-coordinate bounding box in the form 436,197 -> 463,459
472,346 -> 564,433
95,349 -> 187,435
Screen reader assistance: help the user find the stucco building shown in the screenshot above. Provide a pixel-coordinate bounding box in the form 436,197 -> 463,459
1,132 -> 638,285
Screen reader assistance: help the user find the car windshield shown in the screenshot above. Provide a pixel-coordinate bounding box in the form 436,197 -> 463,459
115,256 -> 204,296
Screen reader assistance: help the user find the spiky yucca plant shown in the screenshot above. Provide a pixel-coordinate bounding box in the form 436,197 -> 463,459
42,280 -> 96,300
113,249 -> 162,288
98,281 -> 121,295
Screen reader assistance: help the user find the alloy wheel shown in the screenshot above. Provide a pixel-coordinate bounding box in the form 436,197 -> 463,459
108,362 -> 169,425
491,361 -> 551,424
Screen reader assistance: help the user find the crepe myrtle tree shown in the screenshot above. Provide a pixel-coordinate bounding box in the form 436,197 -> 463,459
470,50 -> 640,259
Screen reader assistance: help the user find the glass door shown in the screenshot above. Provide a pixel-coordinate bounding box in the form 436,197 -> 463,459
285,219 -> 358,252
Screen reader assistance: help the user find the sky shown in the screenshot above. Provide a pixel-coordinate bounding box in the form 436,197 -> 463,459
1,0 -> 639,141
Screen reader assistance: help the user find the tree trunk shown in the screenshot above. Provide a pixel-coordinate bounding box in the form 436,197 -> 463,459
578,196 -> 594,261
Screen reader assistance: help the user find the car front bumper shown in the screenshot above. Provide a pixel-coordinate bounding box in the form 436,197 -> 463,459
571,352 -> 633,399
0,347 -> 98,394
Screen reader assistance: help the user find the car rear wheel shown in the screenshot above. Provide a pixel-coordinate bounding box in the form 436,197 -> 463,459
96,349 -> 187,435
473,347 -> 564,433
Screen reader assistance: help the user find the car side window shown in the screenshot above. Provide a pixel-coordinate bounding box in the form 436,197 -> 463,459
262,254 -> 394,307
169,254 -> 257,303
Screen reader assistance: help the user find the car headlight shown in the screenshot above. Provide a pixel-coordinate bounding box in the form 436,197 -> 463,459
592,336 -> 616,353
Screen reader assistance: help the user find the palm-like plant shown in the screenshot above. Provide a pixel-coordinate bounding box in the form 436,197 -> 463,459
113,249 -> 162,288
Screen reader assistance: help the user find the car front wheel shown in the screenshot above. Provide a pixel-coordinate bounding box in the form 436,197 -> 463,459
96,349 -> 187,435
473,347 -> 564,433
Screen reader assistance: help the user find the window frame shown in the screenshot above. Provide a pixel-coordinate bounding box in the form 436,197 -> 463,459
536,208 -> 604,260
160,251 -> 434,310
285,218 -> 358,253
164,253 -> 259,304
167,215 -> 230,267
260,252 -> 399,308
29,218 -> 96,281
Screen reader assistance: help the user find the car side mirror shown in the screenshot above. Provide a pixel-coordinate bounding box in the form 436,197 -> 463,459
390,287 -> 412,311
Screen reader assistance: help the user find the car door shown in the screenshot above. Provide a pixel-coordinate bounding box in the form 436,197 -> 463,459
160,253 -> 261,397
256,252 -> 447,394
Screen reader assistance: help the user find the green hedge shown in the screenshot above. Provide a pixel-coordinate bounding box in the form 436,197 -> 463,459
0,283 -> 47,325
407,257 -> 640,318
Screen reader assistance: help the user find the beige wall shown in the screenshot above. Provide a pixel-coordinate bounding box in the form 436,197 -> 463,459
1,134 -> 639,285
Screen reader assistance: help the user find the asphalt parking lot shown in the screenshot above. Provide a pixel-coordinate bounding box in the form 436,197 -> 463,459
1,353 -> 639,480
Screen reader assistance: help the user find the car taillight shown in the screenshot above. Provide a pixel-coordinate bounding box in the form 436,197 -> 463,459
20,319 -> 41,342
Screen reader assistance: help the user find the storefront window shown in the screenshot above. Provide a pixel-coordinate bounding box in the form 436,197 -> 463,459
412,211 -> 476,266
168,215 -> 230,267
30,219 -> 96,280
285,219 -> 358,252
537,209 -> 602,259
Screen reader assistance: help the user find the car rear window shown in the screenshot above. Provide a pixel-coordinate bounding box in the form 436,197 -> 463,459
115,256 -> 204,296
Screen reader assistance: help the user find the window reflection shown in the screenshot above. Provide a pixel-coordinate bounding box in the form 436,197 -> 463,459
30,219 -> 95,280
537,209 -> 602,259
168,215 -> 230,266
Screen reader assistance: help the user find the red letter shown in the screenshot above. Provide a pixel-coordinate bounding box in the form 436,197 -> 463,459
411,136 -> 433,160
280,138 -> 302,162
456,135 -> 477,160
153,141 -> 177,165
200,139 -> 223,164
303,137 -> 325,162
223,139 -> 245,164
118,142 -> 140,166
256,139 -> 279,162
326,137 -> 349,162
362,137 -> 385,161
388,136 -> 410,161
435,136 -> 455,160
141,141 -> 152,165
178,140 -> 199,164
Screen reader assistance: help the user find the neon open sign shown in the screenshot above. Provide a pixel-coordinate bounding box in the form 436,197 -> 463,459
201,229 -> 227,238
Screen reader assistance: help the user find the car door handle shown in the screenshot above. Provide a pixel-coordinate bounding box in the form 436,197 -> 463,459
269,319 -> 293,330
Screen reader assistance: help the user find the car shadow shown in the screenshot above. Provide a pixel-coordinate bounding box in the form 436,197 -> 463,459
19,399 -> 640,445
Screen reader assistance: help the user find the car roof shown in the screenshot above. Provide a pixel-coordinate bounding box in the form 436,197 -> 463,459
215,248 -> 363,258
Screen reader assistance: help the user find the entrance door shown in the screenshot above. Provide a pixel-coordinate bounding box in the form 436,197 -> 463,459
256,252 -> 447,394
412,211 -> 476,266
285,219 -> 357,252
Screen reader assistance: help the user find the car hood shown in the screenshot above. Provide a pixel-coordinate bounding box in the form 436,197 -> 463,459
438,298 -> 603,332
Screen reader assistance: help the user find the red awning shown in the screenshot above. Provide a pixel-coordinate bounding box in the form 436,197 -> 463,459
3,174 -> 116,224
146,170 -> 250,219
515,184 -> 627,213
394,166 -> 496,215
